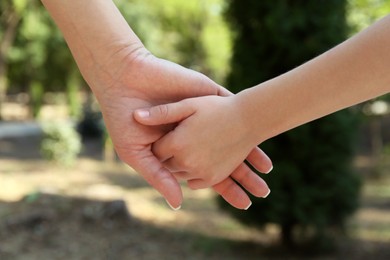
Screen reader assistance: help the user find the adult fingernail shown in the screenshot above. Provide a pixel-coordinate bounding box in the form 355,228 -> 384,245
244,201 -> 252,210
263,189 -> 271,198
166,200 -> 181,211
265,165 -> 273,174
136,109 -> 150,118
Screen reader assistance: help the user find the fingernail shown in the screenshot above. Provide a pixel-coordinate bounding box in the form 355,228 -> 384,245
136,110 -> 150,118
166,200 -> 181,211
265,165 -> 273,174
244,201 -> 252,210
262,189 -> 271,198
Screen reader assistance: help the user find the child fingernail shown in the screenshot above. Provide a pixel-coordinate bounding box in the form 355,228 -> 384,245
244,201 -> 252,210
136,110 -> 150,118
166,200 -> 181,211
263,189 -> 271,198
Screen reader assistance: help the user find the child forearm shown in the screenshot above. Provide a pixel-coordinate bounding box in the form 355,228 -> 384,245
238,15 -> 390,144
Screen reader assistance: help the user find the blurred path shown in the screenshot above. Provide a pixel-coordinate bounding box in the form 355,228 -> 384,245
0,121 -> 41,139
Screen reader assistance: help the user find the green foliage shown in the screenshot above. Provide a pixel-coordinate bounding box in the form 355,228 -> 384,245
115,0 -> 231,83
347,0 -> 390,104
29,81 -> 43,118
66,70 -> 83,119
3,0 -> 80,118
348,0 -> 390,34
220,0 -> 361,248
7,0 -> 77,93
41,123 -> 82,167
3,0 -> 231,119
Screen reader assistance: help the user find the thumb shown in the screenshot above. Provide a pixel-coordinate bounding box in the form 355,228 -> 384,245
134,101 -> 195,126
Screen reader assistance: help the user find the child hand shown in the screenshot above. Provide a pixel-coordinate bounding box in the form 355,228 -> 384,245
134,95 -> 272,208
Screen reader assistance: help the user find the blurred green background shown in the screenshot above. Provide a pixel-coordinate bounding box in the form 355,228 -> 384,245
0,0 -> 389,259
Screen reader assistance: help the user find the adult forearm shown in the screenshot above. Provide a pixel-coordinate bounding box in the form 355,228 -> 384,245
238,15 -> 390,144
41,0 -> 144,93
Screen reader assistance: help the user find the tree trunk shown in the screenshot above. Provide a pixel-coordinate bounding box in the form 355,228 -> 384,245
370,117 -> 383,178
281,223 -> 294,248
0,6 -> 21,120
0,65 -> 7,121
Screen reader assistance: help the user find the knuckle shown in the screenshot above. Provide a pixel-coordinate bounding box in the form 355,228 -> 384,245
176,154 -> 197,172
158,104 -> 169,119
179,157 -> 194,170
151,104 -> 169,121
208,174 -> 221,186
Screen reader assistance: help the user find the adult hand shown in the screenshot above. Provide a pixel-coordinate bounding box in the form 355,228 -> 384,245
40,0 -> 271,210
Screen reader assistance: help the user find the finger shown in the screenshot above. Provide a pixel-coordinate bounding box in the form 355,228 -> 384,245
187,179 -> 208,190
134,101 -> 195,126
212,178 -> 252,210
172,171 -> 191,181
186,163 -> 270,197
124,151 -> 183,210
152,131 -> 176,162
187,177 -> 252,210
217,86 -> 233,97
246,147 -> 273,174
161,156 -> 185,173
230,163 -> 270,198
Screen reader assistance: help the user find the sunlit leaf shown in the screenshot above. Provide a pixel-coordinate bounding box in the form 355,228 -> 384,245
12,0 -> 28,14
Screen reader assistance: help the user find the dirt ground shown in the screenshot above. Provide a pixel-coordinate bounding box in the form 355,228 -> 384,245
0,133 -> 389,260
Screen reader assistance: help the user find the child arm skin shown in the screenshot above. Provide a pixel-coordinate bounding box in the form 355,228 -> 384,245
40,0 -> 272,210
135,14 -> 390,190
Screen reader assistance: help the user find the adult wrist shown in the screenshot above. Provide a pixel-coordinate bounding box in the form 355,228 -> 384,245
83,42 -> 150,97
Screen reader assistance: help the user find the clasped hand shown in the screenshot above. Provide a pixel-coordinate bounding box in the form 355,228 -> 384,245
96,46 -> 271,210
134,95 -> 272,210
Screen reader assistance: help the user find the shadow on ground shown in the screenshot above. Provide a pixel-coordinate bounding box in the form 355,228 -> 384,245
1,127 -> 389,260
0,193 -> 253,260
0,193 -> 389,260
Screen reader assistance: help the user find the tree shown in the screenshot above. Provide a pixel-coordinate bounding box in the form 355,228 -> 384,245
219,0 -> 361,248
0,0 -> 26,120
116,0 -> 232,83
2,0 -> 230,120
348,0 -> 390,177
348,0 -> 390,34
6,0 -> 80,118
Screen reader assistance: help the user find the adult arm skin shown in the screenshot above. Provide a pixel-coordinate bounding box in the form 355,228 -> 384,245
134,15 -> 390,189
40,0 -> 272,210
